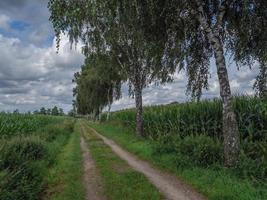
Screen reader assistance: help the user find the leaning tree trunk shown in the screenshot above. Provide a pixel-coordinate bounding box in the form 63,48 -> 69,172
195,3 -> 240,167
134,85 -> 144,137
213,40 -> 240,167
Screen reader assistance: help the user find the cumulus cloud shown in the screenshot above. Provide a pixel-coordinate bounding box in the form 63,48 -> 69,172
0,34 -> 84,112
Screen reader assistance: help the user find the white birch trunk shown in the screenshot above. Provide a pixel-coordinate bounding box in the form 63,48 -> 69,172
195,1 -> 240,167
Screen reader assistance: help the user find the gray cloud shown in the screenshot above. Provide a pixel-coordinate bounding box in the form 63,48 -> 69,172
29,24 -> 51,45
0,0 -> 52,47
0,34 -> 84,112
0,0 -> 28,9
0,14 -> 10,30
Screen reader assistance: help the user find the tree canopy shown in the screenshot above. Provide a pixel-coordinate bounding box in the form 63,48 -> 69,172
73,53 -> 123,118
49,0 -> 176,136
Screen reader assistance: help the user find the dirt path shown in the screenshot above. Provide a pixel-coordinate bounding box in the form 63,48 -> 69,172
80,136 -> 106,200
88,126 -> 207,200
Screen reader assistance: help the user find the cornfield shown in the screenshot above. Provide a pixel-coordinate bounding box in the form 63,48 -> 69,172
103,96 -> 267,142
0,114 -> 58,138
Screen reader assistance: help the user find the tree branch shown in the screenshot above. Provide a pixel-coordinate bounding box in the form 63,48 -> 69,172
215,0 -> 231,35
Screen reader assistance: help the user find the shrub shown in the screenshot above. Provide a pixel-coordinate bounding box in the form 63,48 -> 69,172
235,141 -> 267,181
0,136 -> 47,170
36,120 -> 74,142
0,162 -> 45,200
152,134 -> 223,168
0,136 -> 48,200
152,134 -> 179,154
176,135 -> 223,167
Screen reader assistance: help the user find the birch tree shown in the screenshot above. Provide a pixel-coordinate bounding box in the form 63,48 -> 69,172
73,54 -> 122,119
152,0 -> 267,166
230,0 -> 267,97
48,0 -> 174,136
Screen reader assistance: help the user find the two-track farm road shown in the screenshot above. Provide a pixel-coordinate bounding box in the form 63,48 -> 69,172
80,121 -> 207,200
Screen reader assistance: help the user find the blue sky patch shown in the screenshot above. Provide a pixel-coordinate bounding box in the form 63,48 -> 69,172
10,20 -> 30,31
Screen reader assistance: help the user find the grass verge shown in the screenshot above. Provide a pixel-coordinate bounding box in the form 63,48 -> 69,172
80,120 -> 163,200
89,121 -> 267,200
44,122 -> 85,200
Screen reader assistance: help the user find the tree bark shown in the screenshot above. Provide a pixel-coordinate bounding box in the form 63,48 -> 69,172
106,88 -> 111,121
213,40 -> 240,167
255,63 -> 267,97
98,107 -> 102,121
134,86 -> 144,137
107,102 -> 111,121
195,2 -> 240,167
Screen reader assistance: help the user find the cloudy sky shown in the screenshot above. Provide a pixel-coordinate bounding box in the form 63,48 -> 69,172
0,0 -> 259,113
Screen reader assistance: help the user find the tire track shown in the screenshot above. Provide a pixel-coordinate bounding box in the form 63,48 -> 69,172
87,125 -> 207,200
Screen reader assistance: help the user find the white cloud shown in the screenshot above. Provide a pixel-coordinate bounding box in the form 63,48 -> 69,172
0,34 -> 84,112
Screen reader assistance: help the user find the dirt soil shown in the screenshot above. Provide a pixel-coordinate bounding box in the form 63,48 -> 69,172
88,126 -> 207,200
80,136 -> 106,200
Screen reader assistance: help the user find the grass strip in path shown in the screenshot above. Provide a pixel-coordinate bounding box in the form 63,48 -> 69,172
80,134 -> 106,200
89,121 -> 267,200
44,123 -> 85,200
79,120 -> 163,200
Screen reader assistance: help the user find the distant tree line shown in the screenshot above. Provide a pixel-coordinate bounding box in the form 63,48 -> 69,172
33,106 -> 65,116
